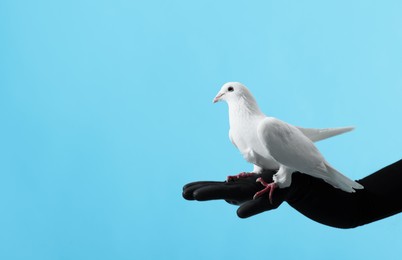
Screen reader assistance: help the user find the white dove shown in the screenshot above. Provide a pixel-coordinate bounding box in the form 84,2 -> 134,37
213,82 -> 363,203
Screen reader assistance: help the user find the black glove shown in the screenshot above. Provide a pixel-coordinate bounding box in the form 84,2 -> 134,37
183,170 -> 288,218
183,159 -> 402,229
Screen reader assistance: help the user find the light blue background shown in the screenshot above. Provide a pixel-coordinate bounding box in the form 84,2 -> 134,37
1,1 -> 402,259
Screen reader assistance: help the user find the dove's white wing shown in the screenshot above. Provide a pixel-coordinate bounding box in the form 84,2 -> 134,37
257,117 -> 331,177
257,117 -> 363,191
297,126 -> 354,142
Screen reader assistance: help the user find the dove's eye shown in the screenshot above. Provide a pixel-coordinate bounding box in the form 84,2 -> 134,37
228,86 -> 234,92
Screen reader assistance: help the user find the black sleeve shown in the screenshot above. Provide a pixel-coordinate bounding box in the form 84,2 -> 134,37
183,159 -> 402,229
287,159 -> 402,228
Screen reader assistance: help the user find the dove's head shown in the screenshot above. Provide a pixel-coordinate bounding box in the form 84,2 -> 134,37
213,82 -> 255,104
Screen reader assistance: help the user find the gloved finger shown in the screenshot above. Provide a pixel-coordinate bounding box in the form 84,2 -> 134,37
182,181 -> 224,200
183,181 -> 224,191
192,179 -> 260,202
192,184 -> 247,201
237,197 -> 280,218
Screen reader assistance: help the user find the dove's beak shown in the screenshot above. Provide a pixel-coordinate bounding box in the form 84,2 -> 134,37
213,92 -> 224,103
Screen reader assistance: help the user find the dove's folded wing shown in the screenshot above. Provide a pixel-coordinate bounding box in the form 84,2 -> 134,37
256,117 -> 328,175
297,126 -> 354,142
256,118 -> 362,190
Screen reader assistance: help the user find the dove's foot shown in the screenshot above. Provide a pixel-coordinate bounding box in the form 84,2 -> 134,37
254,177 -> 277,204
226,172 -> 255,182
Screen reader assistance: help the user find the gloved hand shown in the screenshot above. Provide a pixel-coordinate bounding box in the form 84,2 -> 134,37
183,170 -> 288,218
183,159 -> 402,229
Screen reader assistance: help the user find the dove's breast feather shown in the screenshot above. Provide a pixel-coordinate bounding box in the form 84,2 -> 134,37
229,117 -> 280,170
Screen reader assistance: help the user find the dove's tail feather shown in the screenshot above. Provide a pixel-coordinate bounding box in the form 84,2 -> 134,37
298,126 -> 355,143
323,163 -> 364,193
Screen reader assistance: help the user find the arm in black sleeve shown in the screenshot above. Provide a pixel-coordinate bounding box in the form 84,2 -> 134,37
289,159 -> 402,228
182,159 -> 402,229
